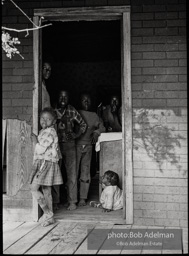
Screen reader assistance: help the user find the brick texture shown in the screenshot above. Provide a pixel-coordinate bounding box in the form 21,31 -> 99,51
133,108 -> 187,227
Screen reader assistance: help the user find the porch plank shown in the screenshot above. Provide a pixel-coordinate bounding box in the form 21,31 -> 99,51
162,250 -> 183,254
49,222 -> 97,254
120,226 -> 148,254
75,223 -> 114,254
25,221 -> 77,254
141,250 -> 162,254
3,222 -> 39,251
3,221 -> 24,233
140,226 -> 164,254
97,224 -> 132,254
4,221 -> 58,254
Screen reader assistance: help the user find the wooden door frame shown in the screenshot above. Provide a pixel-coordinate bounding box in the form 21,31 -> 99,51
33,6 -> 133,224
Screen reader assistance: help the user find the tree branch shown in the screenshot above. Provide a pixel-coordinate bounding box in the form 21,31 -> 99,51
2,23 -> 52,33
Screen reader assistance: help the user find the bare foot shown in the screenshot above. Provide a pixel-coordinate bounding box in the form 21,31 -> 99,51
67,203 -> 77,210
41,217 -> 55,227
38,213 -> 46,223
89,201 -> 101,208
78,199 -> 87,206
39,211 -> 53,223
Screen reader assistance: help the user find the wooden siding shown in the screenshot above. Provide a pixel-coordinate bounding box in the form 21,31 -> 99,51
6,119 -> 33,196
3,119 -> 33,221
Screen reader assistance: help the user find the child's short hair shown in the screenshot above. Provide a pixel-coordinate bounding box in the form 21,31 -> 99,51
104,170 -> 119,186
40,107 -> 57,121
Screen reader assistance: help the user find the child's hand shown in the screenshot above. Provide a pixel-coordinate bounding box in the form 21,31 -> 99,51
31,133 -> 38,143
31,133 -> 38,147
66,132 -> 77,140
107,126 -> 113,132
91,132 -> 99,144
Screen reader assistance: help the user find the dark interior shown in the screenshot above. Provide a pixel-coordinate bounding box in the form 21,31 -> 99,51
42,20 -> 121,110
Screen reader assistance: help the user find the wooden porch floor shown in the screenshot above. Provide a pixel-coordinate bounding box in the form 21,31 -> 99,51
3,216 -> 188,254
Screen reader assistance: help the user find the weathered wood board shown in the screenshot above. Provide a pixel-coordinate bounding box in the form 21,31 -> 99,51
4,222 -> 58,254
75,223 -> 114,254
3,220 -> 186,255
6,119 -> 33,197
3,222 -> 39,251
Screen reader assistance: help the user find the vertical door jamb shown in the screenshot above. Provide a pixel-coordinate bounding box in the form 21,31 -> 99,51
33,16 -> 42,221
121,11 -> 133,224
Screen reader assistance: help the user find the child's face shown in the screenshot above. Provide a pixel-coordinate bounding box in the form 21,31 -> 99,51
40,112 -> 55,129
58,91 -> 69,108
43,62 -> 51,80
101,174 -> 111,186
81,94 -> 91,111
110,96 -> 120,113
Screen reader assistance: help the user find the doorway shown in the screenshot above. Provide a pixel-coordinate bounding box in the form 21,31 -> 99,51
33,6 -> 133,224
42,19 -> 121,203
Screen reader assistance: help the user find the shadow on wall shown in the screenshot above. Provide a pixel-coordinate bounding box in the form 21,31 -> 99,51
133,109 -> 186,173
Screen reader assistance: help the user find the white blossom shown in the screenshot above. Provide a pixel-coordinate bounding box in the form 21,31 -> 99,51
2,31 -> 24,59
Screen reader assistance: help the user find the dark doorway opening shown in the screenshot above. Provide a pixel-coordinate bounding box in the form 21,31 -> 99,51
42,19 -> 121,210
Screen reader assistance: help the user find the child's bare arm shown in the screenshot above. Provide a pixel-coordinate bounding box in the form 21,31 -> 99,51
91,132 -> 99,144
31,133 -> 38,147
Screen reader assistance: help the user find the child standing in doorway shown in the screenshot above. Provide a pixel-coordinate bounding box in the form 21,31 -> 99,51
55,89 -> 87,210
76,93 -> 105,206
29,107 -> 63,227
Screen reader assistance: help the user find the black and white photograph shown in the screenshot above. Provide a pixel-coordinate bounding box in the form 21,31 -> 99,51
2,0 -> 188,254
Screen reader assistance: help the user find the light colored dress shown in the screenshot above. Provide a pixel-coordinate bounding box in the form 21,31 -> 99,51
29,127 -> 63,186
100,185 -> 123,210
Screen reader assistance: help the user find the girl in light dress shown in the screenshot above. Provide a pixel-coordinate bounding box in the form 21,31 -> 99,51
29,107 -> 63,227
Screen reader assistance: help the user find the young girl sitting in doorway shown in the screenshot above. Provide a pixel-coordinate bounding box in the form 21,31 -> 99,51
89,170 -> 123,212
28,107 -> 63,227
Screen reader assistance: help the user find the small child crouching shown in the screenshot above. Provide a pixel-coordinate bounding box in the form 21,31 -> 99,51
90,170 -> 123,212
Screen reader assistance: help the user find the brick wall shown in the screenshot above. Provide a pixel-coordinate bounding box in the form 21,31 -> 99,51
130,0 -> 187,227
133,108 -> 187,227
2,0 -> 187,227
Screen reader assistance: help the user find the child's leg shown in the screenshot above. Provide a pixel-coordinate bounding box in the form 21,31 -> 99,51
52,185 -> 60,210
60,143 -> 77,210
42,186 -> 53,212
79,145 -> 92,206
31,184 -> 53,224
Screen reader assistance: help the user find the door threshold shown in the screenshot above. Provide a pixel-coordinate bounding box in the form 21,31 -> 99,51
54,204 -> 125,224
55,218 -> 126,224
